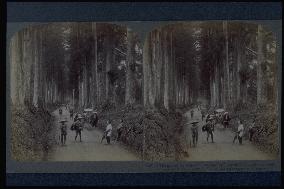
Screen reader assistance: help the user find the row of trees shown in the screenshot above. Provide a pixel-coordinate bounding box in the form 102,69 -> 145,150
10,23 -> 143,110
10,22 -> 277,113
143,22 -> 277,111
202,22 -> 277,110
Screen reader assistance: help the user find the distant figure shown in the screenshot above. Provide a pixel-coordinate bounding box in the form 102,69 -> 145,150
248,119 -> 256,142
233,119 -> 244,145
90,111 -> 98,127
190,121 -> 199,147
223,112 -> 231,128
201,110 -> 205,121
59,119 -> 68,145
59,108 -> 62,116
105,120 -> 112,144
74,116 -> 84,142
69,109 -> 74,119
206,117 -> 215,143
190,110 -> 194,118
116,119 -> 124,142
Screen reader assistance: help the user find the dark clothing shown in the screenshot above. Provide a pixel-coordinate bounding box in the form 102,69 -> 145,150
206,115 -> 212,123
201,111 -> 205,121
106,136 -> 111,144
206,122 -> 214,143
59,109 -> 62,115
90,114 -> 98,127
207,122 -> 215,132
249,130 -> 254,141
74,114 -> 80,122
117,129 -> 122,141
116,123 -> 124,141
238,136 -> 243,144
74,120 -> 83,130
60,125 -> 67,135
249,126 -> 256,141
61,133 -> 66,145
69,109 -> 74,119
191,127 -> 198,147
60,124 -> 67,145
223,121 -> 229,128
75,130 -> 82,141
74,120 -> 83,141
207,131 -> 214,143
223,114 -> 230,128
223,114 -> 230,121
190,110 -> 194,118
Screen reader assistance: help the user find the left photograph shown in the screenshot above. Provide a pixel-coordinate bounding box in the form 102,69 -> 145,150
10,23 -> 143,161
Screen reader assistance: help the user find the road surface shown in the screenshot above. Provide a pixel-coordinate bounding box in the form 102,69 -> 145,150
47,107 -> 140,161
183,107 -> 276,161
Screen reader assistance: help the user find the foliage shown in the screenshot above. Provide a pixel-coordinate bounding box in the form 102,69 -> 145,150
11,105 -> 56,161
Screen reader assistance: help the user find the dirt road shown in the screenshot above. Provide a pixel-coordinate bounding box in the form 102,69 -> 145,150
47,107 -> 139,161
183,108 -> 276,161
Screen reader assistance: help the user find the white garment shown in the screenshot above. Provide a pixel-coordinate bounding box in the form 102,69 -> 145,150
238,124 -> 244,137
106,124 -> 112,137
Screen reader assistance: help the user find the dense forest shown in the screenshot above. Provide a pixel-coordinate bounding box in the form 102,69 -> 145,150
10,23 -> 143,110
10,22 -> 278,161
143,22 -> 277,112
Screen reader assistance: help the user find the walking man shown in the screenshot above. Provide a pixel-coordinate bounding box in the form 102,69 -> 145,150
190,121 -> 199,147
59,119 -> 68,145
74,115 -> 84,142
233,119 -> 244,145
206,117 -> 215,143
105,120 -> 112,145
201,110 -> 205,121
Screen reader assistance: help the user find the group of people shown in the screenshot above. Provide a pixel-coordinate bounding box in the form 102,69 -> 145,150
58,106 -> 125,146
190,108 -> 257,148
191,115 -> 215,147
100,119 -> 125,144
58,111 -> 85,145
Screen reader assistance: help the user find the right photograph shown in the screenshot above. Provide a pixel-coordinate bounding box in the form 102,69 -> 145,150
143,21 -> 279,161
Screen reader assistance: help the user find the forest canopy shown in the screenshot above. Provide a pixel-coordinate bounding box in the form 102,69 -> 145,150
10,22 -> 277,112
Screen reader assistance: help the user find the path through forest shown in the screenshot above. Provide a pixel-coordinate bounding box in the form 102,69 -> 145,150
183,108 -> 275,161
47,107 -> 139,161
